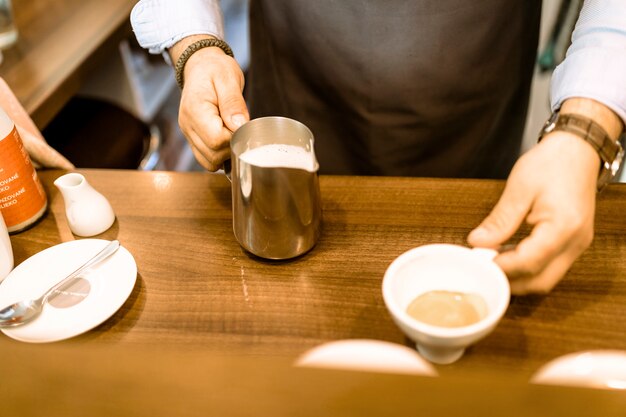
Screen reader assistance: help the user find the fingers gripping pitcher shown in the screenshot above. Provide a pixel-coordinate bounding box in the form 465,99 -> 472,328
0,105 -> 47,232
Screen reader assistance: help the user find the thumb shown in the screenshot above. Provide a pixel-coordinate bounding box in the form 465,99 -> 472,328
216,79 -> 249,133
468,185 -> 532,248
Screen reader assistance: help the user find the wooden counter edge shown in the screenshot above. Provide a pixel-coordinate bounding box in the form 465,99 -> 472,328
0,342 -> 624,417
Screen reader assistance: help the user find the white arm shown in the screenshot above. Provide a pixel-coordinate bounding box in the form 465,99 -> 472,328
551,0 -> 626,124
131,0 -> 225,55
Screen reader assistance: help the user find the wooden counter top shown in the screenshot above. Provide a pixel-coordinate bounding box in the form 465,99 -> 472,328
5,169 -> 626,378
3,169 -> 626,414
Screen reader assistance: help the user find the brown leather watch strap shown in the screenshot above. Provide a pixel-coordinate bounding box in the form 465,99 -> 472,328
552,113 -> 620,164
538,111 -> 625,191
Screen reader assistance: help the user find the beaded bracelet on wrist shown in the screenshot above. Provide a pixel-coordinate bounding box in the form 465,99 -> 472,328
174,38 -> 234,89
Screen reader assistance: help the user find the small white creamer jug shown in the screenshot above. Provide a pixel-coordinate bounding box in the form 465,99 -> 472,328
54,173 -> 115,237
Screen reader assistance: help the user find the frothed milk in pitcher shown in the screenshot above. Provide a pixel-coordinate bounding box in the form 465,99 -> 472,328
230,117 -> 322,260
239,144 -> 318,171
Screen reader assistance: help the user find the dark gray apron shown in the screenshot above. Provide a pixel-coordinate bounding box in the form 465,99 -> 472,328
246,0 -> 541,179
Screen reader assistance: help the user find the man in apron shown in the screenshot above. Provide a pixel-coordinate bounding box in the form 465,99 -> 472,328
131,0 -> 626,294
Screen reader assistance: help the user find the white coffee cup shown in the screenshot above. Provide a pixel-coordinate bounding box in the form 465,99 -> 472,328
0,211 -> 14,281
382,244 -> 510,364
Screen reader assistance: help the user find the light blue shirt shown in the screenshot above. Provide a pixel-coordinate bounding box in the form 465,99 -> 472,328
131,0 -> 626,124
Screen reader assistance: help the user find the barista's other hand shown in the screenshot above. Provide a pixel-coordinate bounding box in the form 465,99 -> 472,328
176,38 -> 249,171
467,131 -> 599,295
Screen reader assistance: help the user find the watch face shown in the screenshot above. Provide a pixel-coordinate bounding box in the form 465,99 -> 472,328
544,121 -> 556,134
538,112 -> 560,142
598,142 -> 624,190
610,145 -> 625,177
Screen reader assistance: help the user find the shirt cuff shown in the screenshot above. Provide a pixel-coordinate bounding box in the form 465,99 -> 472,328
131,0 -> 224,55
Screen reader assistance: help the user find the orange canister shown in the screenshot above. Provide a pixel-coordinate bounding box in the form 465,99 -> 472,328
0,105 -> 47,232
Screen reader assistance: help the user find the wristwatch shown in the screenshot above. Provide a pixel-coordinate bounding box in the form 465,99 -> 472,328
538,110 -> 625,191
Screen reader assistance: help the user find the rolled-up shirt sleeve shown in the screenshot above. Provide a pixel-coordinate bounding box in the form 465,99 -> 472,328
131,0 -> 224,55
551,0 -> 626,124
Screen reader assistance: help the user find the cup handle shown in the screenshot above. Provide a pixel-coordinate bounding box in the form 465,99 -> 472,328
471,247 -> 499,261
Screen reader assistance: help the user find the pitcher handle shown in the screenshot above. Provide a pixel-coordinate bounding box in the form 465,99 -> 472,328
223,159 -> 232,182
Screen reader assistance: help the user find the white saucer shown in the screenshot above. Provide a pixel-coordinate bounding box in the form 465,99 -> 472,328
295,339 -> 438,376
531,350 -> 626,390
0,239 -> 137,343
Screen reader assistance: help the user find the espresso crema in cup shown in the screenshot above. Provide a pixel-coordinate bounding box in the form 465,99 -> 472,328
406,290 -> 488,328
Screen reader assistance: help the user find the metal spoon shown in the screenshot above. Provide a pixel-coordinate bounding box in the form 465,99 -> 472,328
0,240 -> 120,328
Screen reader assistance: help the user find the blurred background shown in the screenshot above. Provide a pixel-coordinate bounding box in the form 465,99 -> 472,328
4,0 -> 602,177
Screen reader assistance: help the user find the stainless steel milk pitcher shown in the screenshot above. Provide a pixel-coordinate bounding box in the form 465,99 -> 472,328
230,117 -> 322,259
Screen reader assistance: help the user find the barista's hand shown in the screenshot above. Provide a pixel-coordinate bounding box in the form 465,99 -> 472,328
467,131 -> 599,295
173,36 -> 249,171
